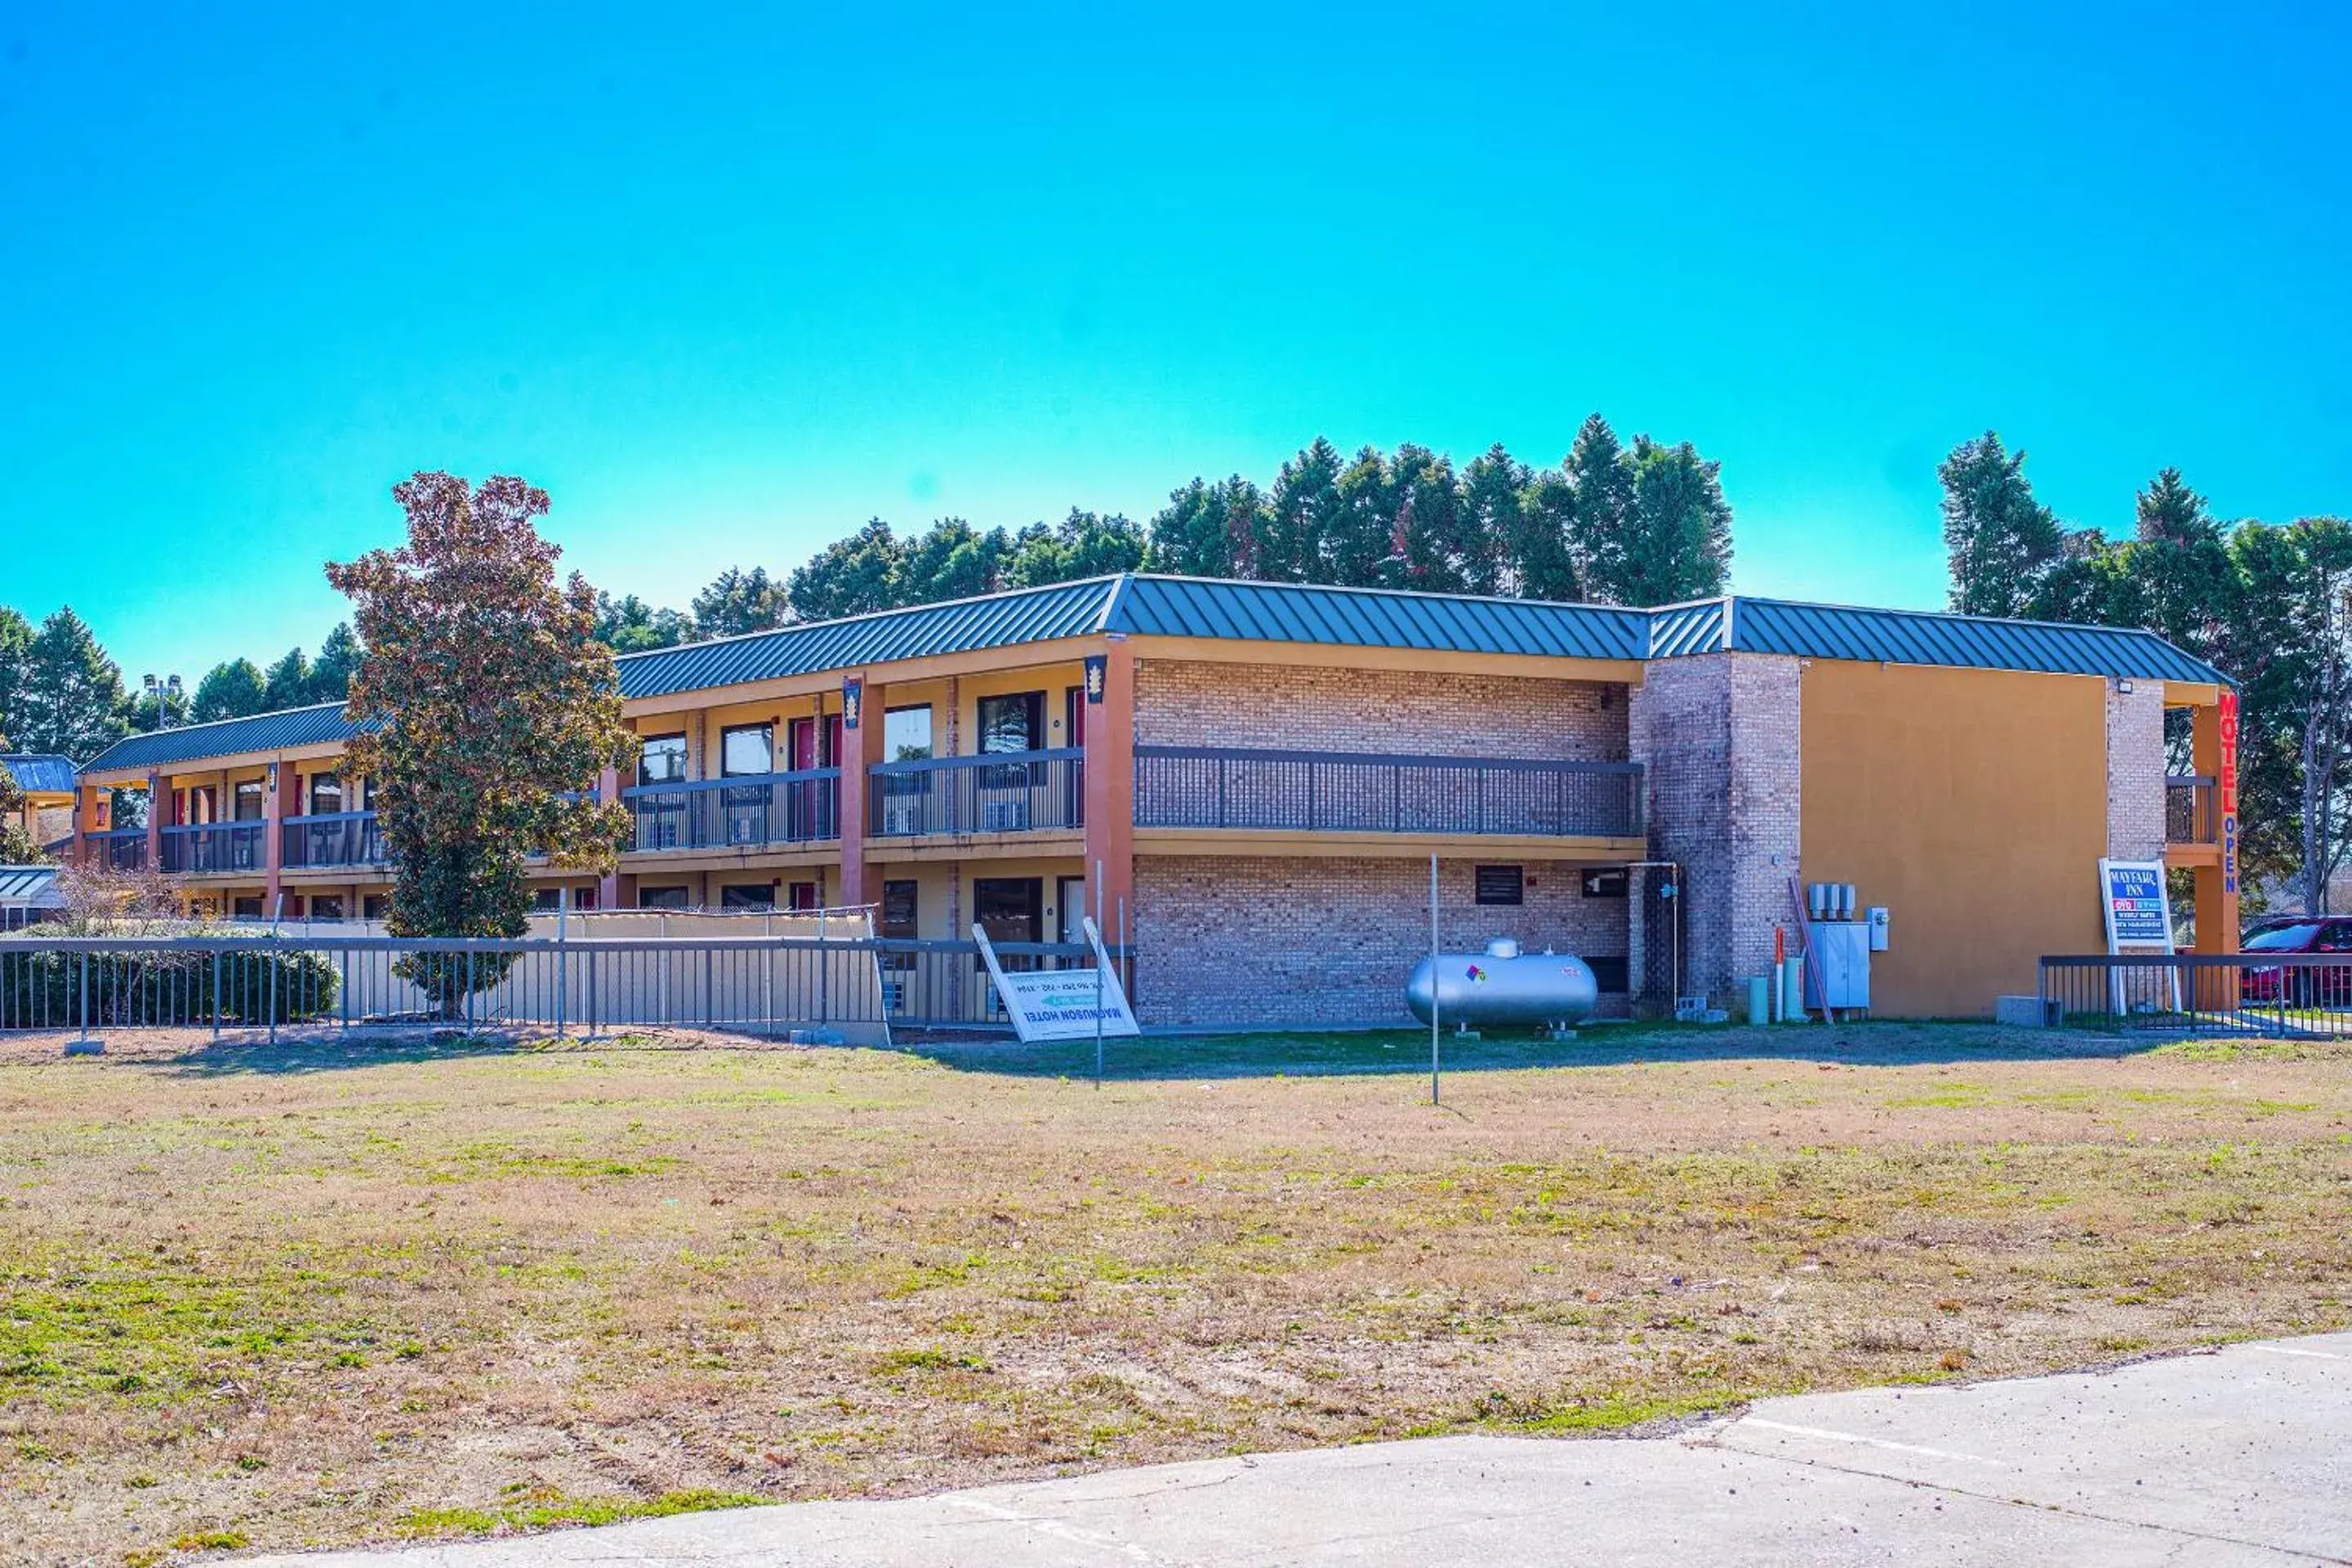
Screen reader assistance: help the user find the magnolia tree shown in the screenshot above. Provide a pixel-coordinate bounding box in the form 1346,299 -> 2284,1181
327,474 -> 632,1012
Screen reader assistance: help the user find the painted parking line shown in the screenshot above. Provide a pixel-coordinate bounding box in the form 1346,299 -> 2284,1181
1737,1416 -> 2009,1467
2243,1343 -> 2347,1361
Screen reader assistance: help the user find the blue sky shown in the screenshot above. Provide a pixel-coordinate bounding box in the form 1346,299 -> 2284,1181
2,2 -> 2346,684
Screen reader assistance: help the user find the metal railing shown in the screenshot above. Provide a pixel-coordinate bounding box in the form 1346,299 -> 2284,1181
624,770 -> 840,853
283,810 -> 386,868
82,829 -> 147,872
2166,775 -> 2218,844
2038,953 -> 2352,1038
0,932 -> 1125,1039
1134,747 -> 1644,837
160,821 -> 268,874
869,749 -> 1085,837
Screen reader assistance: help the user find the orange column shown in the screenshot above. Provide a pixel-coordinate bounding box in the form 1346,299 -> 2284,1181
144,770 -> 163,873
2190,694 -> 2241,955
595,764 -> 621,911
1080,641 -> 1135,948
263,761 -> 289,915
838,674 -> 884,910
74,785 -> 102,866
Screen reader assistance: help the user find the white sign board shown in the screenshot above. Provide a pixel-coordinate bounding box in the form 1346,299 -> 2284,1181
973,921 -> 1139,1043
2099,858 -> 2179,1013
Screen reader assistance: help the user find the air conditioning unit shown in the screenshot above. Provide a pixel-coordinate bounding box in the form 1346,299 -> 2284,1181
982,800 -> 1030,832
729,817 -> 760,845
882,799 -> 921,835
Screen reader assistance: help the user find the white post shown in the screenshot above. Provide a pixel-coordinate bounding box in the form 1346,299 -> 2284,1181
1093,858 -> 1105,1089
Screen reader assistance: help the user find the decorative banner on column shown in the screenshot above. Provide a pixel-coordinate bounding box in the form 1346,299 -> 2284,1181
841,676 -> 863,731
1083,655 -> 1107,703
2217,688 -> 2239,895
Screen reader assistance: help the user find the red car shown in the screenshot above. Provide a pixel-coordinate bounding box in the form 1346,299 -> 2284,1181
2239,917 -> 2352,1006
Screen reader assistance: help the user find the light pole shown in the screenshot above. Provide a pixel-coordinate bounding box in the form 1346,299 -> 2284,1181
143,672 -> 184,731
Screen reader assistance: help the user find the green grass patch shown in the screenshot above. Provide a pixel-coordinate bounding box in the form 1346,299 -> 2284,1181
399,1488 -> 764,1538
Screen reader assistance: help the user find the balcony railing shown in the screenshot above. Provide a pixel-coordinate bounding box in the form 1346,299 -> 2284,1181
283,811 -> 385,869
161,821 -> 267,874
868,749 -> 1084,838
625,769 -> 840,853
1134,747 -> 1645,838
83,829 -> 147,872
2166,775 -> 2218,844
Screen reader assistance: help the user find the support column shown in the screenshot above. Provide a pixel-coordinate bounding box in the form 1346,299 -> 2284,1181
141,769 -> 163,879
2190,693 -> 2241,953
74,784 -> 102,867
1081,640 -> 1136,951
263,760 -> 291,915
838,673 -> 884,911
595,764 -> 621,911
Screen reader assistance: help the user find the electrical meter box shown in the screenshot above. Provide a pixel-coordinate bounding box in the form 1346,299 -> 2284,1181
1866,906 -> 1890,951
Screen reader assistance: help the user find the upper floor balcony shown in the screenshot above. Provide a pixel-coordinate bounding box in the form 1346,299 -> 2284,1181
625,768 -> 840,854
83,828 -> 146,873
869,749 -> 1084,839
2166,775 -> 2219,844
283,811 -> 386,869
1134,746 -> 1645,840
160,821 -> 267,874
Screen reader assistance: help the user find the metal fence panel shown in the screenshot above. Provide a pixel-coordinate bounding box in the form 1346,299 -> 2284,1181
2038,953 -> 2352,1038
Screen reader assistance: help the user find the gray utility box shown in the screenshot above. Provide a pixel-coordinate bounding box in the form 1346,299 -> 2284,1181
1806,921 -> 1871,1010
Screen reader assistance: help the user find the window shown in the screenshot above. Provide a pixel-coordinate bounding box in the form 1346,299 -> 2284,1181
2319,924 -> 2352,955
639,734 -> 687,786
639,885 -> 690,910
232,896 -> 263,919
881,880 -> 919,939
786,880 -> 820,912
978,692 -> 1044,754
721,883 -> 776,910
721,723 -> 774,777
972,877 -> 1043,942
1587,956 -> 1629,993
532,889 -> 564,911
1582,869 -> 1629,898
884,705 -> 933,762
362,894 -> 387,921
233,781 -> 265,821
310,894 -> 345,920
308,773 -> 343,816
1475,865 -> 1524,906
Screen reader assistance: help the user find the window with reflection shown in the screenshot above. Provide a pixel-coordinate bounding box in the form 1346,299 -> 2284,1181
639,734 -> 687,786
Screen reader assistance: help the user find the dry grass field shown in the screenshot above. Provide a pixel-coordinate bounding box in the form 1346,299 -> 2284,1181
2,1021 -> 2348,1565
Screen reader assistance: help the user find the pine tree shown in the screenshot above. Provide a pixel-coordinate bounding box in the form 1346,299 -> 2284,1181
189,659 -> 270,724
1566,414 -> 1637,603
310,624 -> 365,702
1263,439 -> 1345,584
1619,437 -> 1733,604
261,647 -> 314,710
897,519 -> 1009,604
691,567 -> 791,638
787,518 -> 905,621
1940,432 -> 2064,618
13,608 -> 130,759
0,607 -> 31,750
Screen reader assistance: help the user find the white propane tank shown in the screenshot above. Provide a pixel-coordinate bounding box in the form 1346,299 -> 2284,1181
1406,938 -> 1601,1028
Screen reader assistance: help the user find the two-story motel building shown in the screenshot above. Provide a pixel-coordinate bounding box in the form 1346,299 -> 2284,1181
69,574 -> 2238,1027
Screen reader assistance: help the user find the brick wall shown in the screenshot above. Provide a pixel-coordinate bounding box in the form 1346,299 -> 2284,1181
2105,680 -> 2167,862
1135,660 -> 1628,760
1628,652 -> 1802,1002
1134,855 -> 1630,1028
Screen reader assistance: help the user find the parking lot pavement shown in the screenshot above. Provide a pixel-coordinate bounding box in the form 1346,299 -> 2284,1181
243,1334 -> 2352,1567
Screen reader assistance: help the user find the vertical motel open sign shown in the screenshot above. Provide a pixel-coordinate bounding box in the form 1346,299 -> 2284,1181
2219,688 -> 2239,895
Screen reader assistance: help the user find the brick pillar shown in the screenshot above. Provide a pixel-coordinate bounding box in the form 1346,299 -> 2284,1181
2190,694 -> 2241,954
838,673 -> 884,910
595,764 -> 621,911
263,761 -> 289,915
1081,642 -> 1136,951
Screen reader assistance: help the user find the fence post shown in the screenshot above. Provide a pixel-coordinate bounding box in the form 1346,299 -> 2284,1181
705,946 -> 715,1029
212,950 -> 221,1040
341,949 -> 350,1036
817,908 -> 829,1028
78,951 -> 89,1044
268,940 -> 278,1045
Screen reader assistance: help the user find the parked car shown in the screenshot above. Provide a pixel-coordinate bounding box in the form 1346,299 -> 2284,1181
2239,917 -> 2352,1006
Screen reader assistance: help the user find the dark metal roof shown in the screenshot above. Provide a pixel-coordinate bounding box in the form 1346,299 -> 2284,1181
1695,597 -> 2230,684
78,705 -> 368,777
617,577 -> 1122,700
0,755 -> 78,795
1107,576 -> 1650,659
67,575 -> 2230,775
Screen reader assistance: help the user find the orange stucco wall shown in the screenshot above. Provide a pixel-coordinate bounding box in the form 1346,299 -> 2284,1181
1799,661 -> 2109,1018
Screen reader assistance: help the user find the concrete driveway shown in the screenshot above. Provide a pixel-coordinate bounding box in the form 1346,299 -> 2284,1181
246,1332 -> 2351,1566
